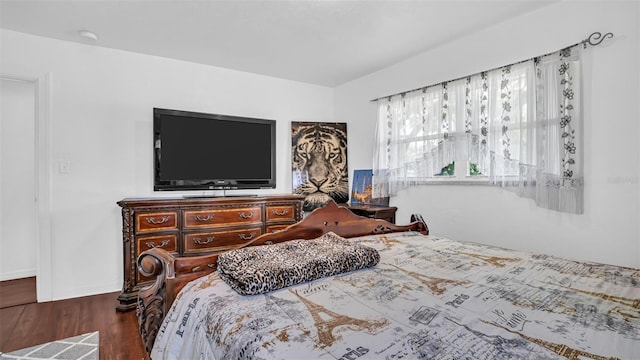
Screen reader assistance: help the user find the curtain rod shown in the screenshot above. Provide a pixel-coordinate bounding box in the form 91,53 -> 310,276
370,31 -> 613,102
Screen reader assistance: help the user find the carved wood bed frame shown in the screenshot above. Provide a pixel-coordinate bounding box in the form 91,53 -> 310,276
136,200 -> 429,354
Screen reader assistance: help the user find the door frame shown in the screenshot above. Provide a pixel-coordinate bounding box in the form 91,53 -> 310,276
1,72 -> 53,302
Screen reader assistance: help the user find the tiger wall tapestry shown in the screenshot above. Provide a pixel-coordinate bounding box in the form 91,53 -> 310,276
291,122 -> 348,211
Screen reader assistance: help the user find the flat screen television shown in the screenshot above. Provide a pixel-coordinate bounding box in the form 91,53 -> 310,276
153,108 -> 276,191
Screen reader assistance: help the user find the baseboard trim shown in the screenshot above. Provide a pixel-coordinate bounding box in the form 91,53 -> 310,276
0,269 -> 37,281
51,283 -> 121,302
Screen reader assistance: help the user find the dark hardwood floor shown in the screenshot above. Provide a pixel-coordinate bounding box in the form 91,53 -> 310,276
0,278 -> 147,359
0,277 -> 37,309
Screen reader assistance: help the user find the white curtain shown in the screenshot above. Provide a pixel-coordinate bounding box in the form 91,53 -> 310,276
534,46 -> 583,213
373,45 -> 583,214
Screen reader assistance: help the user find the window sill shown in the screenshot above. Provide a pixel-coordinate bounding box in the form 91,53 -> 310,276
419,176 -> 490,185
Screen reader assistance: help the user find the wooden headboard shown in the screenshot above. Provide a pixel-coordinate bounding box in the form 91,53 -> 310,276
136,200 -> 428,353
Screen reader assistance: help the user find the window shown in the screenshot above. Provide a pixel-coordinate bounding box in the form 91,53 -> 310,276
373,45 -> 584,214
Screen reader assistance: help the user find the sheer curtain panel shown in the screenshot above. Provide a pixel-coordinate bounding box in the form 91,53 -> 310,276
373,44 -> 583,214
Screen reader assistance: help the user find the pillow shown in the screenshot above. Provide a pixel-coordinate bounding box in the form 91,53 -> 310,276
217,232 -> 380,295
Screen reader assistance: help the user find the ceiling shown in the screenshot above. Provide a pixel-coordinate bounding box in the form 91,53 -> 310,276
0,0 -> 557,87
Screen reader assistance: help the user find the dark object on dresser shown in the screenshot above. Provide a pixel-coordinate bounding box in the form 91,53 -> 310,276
348,205 -> 398,223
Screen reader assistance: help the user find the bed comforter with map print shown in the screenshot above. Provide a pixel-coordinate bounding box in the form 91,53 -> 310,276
150,232 -> 640,359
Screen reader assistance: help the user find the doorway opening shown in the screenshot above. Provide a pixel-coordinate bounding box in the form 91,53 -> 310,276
0,74 -> 52,303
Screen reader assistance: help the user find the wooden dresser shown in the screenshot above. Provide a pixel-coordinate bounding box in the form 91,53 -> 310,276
116,195 -> 304,311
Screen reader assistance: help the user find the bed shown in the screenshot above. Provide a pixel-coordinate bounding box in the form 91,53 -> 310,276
137,200 -> 640,359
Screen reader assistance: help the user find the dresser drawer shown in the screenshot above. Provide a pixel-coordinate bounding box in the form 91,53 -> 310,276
136,234 -> 178,254
183,207 -> 261,228
265,205 -> 296,222
136,212 -> 178,233
136,234 -> 178,283
183,227 -> 262,254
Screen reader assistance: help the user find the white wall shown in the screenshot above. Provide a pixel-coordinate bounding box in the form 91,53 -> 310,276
0,79 -> 37,280
335,1 -> 640,268
1,29 -> 334,300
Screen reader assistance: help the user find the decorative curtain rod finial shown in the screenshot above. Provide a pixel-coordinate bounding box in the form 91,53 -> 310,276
583,32 -> 614,48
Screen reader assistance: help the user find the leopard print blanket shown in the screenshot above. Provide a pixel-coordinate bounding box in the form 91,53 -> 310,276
217,232 -> 380,295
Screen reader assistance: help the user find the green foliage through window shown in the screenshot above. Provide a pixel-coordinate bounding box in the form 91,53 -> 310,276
469,163 -> 482,176
435,162 -> 455,176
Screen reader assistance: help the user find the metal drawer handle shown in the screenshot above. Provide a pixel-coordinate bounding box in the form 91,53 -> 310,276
146,216 -> 169,225
194,214 -> 214,222
193,237 -> 215,245
239,212 -> 254,219
145,240 -> 170,249
238,232 -> 256,241
272,209 -> 289,216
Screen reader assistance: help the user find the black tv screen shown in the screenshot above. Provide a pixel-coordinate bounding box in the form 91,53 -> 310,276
153,108 -> 276,191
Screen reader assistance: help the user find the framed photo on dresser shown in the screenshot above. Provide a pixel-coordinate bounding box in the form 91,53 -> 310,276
351,169 -> 389,206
